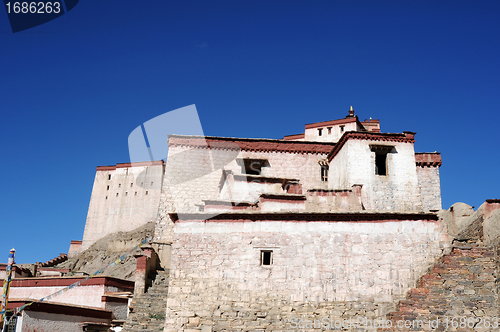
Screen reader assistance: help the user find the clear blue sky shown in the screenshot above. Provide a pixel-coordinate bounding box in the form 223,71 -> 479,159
1,1 -> 499,264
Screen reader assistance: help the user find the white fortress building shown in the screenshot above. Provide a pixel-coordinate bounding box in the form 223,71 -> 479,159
79,108 -> 448,331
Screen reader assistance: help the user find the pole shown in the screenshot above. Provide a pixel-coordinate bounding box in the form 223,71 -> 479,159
0,248 -> 16,328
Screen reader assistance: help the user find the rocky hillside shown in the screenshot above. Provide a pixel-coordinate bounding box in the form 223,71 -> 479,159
55,222 -> 155,280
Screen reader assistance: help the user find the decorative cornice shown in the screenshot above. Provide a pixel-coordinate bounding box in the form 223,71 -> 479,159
304,116 -> 365,130
168,135 -> 335,154
283,133 -> 305,140
415,152 -> 442,167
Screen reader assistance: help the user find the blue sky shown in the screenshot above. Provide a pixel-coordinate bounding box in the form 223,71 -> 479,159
1,1 -> 499,264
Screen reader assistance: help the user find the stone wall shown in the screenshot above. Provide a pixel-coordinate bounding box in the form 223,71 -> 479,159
82,162 -> 164,250
416,166 -> 441,211
155,138 -> 333,244
304,120 -> 360,143
329,139 -> 422,212
164,215 -> 451,331
415,152 -> 442,211
20,310 -> 110,332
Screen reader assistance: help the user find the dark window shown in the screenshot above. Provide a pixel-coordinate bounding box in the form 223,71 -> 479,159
375,153 -> 387,176
318,128 -> 323,136
321,165 -> 329,182
237,159 -> 269,175
246,161 -> 262,175
108,174 -> 111,180
5,315 -> 17,332
261,250 -> 273,266
130,183 -> 133,187
145,191 -> 149,195
118,183 -> 121,188
327,127 -> 332,134
340,125 -> 345,133
107,185 -> 109,190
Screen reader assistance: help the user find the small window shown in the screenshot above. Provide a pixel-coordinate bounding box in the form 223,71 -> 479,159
118,183 -> 121,188
375,153 -> 387,176
246,161 -> 262,175
261,250 -> 273,266
340,125 -> 345,133
105,196 -> 108,200
237,159 -> 269,176
318,128 -> 323,136
116,193 -> 119,197
151,182 -> 153,186
125,192 -> 128,196
107,185 -> 109,190
145,191 -> 149,195
135,192 -> 138,196
327,127 -> 332,134
321,165 -> 329,182
130,183 -> 133,187
4,315 -> 17,332
108,174 -> 111,180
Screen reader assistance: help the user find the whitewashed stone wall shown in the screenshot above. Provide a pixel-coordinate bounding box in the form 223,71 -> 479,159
155,145 -> 330,243
164,218 -> 451,332
329,139 -> 422,211
304,121 -> 361,143
82,163 -> 164,250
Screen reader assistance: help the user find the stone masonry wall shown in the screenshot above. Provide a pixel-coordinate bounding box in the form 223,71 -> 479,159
416,166 -> 442,211
164,218 -> 451,331
82,163 -> 164,250
329,139 -> 422,212
155,145 -> 330,244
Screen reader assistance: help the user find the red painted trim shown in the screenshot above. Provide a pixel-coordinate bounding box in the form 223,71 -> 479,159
283,133 -> 305,140
305,117 -> 361,129
0,265 -> 26,274
70,240 -> 82,245
97,160 -> 164,171
10,276 -> 134,291
327,132 -> 415,162
415,152 -> 442,167
136,256 -> 147,270
101,295 -> 128,303
168,135 -> 335,154
7,300 -> 112,319
486,199 -> 500,203
170,212 -> 438,223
